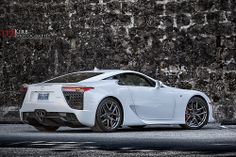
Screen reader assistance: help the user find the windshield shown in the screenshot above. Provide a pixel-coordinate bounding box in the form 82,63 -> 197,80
46,72 -> 103,83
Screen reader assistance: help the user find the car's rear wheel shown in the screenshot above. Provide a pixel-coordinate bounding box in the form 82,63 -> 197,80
180,97 -> 209,129
92,98 -> 123,132
34,126 -> 59,132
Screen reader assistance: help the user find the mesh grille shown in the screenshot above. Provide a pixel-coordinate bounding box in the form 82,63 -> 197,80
63,91 -> 84,110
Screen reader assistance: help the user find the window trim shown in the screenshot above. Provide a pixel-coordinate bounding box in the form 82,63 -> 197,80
105,72 -> 156,87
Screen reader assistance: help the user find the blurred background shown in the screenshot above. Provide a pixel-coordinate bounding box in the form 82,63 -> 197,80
0,0 -> 235,123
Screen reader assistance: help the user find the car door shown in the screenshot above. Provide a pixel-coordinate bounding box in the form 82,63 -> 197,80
118,73 -> 176,120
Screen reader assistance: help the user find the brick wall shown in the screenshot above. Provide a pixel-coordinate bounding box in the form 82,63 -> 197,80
0,0 -> 235,121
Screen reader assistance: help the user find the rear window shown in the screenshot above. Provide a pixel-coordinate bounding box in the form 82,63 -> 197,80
46,72 -> 103,83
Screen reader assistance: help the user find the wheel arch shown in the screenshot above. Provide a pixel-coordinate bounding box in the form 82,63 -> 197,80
191,94 -> 207,102
189,95 -> 209,111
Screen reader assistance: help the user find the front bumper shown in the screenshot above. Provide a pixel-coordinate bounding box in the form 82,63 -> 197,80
22,110 -> 84,127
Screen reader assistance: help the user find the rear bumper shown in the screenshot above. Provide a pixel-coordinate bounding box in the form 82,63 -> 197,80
22,111 -> 84,127
20,87 -> 104,128
20,102 -> 97,127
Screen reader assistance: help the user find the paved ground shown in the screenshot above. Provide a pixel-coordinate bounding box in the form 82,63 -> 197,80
0,124 -> 236,157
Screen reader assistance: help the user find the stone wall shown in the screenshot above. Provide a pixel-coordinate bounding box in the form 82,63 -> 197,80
0,0 -> 235,121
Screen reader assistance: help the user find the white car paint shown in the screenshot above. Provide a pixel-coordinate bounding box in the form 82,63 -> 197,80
20,69 -> 214,128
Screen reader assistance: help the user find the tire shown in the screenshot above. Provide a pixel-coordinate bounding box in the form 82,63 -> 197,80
180,97 -> 209,130
129,125 -> 146,129
92,98 -> 123,132
34,126 -> 59,132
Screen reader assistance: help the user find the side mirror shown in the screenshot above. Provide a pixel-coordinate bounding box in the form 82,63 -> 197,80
117,80 -> 125,85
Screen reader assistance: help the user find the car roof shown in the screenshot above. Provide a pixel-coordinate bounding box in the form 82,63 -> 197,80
77,69 -> 133,82
78,69 -> 156,83
81,69 -> 132,74
44,69 -> 155,83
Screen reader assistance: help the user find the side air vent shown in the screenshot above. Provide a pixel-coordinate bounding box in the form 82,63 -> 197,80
63,91 -> 84,110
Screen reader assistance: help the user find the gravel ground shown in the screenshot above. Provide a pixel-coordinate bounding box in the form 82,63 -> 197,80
0,124 -> 236,157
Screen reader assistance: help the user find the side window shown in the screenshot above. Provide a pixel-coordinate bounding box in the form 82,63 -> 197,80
118,73 -> 155,87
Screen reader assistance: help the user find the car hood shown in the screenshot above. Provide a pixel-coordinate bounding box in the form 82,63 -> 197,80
163,85 -> 202,95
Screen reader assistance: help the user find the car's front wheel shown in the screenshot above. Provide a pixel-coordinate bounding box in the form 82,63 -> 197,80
180,97 -> 209,129
92,98 -> 123,132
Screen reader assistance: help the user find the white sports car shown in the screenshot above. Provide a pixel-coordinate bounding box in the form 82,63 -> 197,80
20,69 -> 214,132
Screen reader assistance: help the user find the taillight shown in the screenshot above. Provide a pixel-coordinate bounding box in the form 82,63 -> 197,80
20,84 -> 28,93
62,87 -> 94,92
